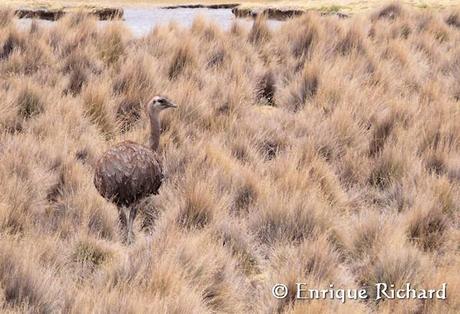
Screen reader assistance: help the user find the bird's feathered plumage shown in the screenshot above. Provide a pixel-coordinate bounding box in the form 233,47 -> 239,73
93,95 -> 176,244
94,141 -> 163,207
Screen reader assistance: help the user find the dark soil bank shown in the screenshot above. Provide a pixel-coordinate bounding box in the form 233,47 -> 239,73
15,7 -> 123,21
232,7 -> 304,20
232,7 -> 350,20
162,3 -> 239,9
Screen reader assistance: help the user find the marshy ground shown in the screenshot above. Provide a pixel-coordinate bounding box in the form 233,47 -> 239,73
0,3 -> 459,313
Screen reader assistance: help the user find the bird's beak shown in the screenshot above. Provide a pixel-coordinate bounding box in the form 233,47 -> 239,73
168,102 -> 178,109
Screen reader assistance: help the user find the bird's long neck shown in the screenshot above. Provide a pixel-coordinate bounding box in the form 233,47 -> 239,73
148,109 -> 161,152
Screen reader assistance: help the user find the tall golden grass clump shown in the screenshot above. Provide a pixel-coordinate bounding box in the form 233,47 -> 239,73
0,3 -> 459,313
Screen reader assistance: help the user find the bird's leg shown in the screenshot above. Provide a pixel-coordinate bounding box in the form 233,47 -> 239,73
118,207 -> 129,244
126,205 -> 138,245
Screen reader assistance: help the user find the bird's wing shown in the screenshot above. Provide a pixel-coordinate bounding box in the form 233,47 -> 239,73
94,142 -> 164,204
129,146 -> 163,195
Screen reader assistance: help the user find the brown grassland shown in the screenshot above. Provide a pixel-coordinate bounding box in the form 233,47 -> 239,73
0,3 -> 459,313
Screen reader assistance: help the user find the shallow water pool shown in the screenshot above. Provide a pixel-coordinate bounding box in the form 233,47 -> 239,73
16,7 -> 283,37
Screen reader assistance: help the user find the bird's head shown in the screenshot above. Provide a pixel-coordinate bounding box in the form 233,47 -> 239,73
146,96 -> 177,114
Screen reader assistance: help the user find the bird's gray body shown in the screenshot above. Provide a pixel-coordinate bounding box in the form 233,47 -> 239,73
94,141 -> 163,207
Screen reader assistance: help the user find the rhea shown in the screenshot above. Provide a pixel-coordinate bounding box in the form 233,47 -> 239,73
94,96 -> 177,244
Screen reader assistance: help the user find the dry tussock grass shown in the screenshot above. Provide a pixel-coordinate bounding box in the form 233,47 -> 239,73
0,3 -> 459,313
